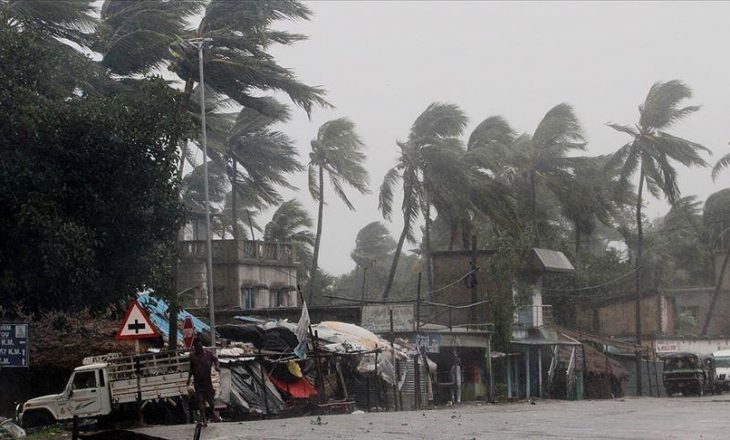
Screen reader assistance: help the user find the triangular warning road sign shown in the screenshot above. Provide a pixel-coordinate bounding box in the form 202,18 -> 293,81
115,300 -> 159,340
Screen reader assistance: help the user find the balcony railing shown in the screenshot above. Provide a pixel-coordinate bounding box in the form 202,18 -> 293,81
515,305 -> 553,328
179,239 -> 296,264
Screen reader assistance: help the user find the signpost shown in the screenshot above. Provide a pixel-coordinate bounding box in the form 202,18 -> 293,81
415,334 -> 441,353
116,300 -> 159,343
0,323 -> 29,367
182,316 -> 195,348
361,304 -> 414,333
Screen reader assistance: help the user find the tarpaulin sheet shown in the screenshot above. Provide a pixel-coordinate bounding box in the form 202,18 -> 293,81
137,293 -> 210,346
269,375 -> 318,398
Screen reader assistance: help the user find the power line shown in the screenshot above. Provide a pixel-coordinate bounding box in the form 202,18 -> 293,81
544,266 -> 641,293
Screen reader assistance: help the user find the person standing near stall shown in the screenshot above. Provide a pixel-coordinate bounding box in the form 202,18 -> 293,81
187,338 -> 220,426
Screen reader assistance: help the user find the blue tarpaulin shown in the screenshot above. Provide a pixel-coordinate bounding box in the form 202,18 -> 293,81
137,293 -> 210,347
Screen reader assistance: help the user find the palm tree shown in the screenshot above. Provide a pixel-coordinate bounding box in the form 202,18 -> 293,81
468,105 -> 585,246
307,118 -> 369,303
180,161 -> 228,239
607,79 -> 709,392
264,199 -> 315,284
379,103 -> 468,300
553,155 -> 630,266
712,142 -> 730,180
1,0 -> 96,47
99,0 -> 328,124
351,222 -> 396,267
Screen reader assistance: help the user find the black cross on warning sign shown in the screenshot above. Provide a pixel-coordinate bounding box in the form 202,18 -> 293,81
127,319 -> 146,334
116,300 -> 159,340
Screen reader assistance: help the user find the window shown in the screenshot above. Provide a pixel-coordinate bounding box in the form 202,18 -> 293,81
241,288 -> 255,309
276,289 -> 290,307
72,371 -> 97,390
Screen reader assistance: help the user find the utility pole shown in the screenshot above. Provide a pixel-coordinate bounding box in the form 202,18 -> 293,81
190,37 -> 216,347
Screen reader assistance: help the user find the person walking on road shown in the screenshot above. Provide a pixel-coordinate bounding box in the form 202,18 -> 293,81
187,337 -> 220,426
450,352 -> 462,404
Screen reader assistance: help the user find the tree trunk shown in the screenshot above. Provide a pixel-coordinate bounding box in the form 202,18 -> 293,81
230,158 -> 239,240
308,165 -> 325,304
530,169 -> 539,247
177,78 -> 196,181
701,248 -> 730,335
634,164 -> 645,396
575,228 -> 581,269
383,218 -> 410,300
424,195 -> 434,293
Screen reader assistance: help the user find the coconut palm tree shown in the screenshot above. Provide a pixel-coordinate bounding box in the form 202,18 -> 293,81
1,0 -> 96,47
351,222 -> 396,267
98,0 -> 329,200
467,105 -> 585,246
264,199 -> 315,284
712,143 -> 730,180
379,103 -> 469,300
607,79 -> 709,392
307,118 -> 369,303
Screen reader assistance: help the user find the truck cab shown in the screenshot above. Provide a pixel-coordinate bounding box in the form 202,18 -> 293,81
20,363 -> 112,427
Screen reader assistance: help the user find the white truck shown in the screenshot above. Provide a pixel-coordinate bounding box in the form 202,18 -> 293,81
713,349 -> 730,391
18,350 -> 219,427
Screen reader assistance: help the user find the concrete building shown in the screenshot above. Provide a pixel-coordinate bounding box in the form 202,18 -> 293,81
177,239 -> 299,310
574,251 -> 730,339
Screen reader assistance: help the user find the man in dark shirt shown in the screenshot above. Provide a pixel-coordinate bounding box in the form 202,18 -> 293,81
187,338 -> 220,425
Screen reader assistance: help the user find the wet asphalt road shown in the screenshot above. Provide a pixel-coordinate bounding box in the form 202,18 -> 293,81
134,395 -> 730,439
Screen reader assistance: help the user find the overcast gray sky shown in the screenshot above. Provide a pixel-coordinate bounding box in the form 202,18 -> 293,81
261,1 -> 730,275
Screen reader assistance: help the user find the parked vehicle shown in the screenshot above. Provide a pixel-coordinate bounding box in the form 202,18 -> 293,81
17,350 -> 219,427
712,350 -> 730,391
662,352 -> 720,396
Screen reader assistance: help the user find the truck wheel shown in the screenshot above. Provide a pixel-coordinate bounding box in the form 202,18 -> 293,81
22,410 -> 54,428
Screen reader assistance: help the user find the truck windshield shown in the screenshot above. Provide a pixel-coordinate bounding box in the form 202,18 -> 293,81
72,371 -> 97,390
664,356 -> 699,371
715,357 -> 730,368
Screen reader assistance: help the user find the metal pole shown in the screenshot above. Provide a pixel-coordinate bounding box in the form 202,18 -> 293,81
196,40 -> 216,347
416,273 -> 421,331
390,309 -> 398,411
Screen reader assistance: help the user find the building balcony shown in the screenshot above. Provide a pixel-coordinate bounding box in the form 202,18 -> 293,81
515,305 -> 553,328
178,239 -> 297,265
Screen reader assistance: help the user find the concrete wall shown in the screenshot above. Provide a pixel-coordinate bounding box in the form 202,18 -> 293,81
430,250 -> 497,326
592,296 -> 662,338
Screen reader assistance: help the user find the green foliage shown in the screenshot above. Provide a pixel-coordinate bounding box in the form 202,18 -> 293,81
264,199 -> 315,282
487,236 -> 531,352
308,118 -> 369,303
351,222 -> 396,267
1,0 -> 96,47
0,27 -> 189,312
379,103 -> 470,299
704,189 -> 730,251
712,144 -> 730,180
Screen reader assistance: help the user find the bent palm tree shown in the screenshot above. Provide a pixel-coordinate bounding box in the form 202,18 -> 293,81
264,199 -> 315,284
1,0 -> 96,47
712,142 -> 730,180
98,0 -> 329,187
465,105 -> 585,246
607,79 -> 709,391
308,118 -> 369,303
380,103 -> 468,300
